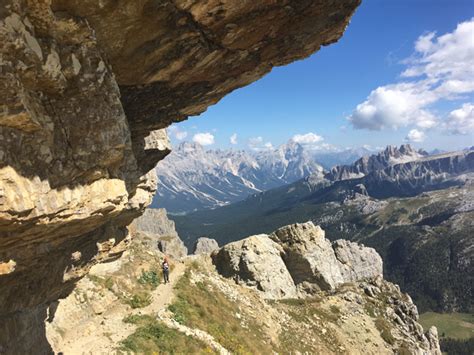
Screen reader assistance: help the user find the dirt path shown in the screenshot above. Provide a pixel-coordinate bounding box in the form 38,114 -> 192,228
56,262 -> 187,355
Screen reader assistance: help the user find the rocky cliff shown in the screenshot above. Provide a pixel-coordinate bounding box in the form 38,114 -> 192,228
131,208 -> 187,259
0,1 -> 361,352
211,222 -> 441,354
326,144 -> 425,181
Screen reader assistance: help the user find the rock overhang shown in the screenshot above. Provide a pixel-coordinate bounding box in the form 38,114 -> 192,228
0,1 -> 361,352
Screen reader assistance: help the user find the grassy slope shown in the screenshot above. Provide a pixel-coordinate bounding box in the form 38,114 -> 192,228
168,265 -> 274,354
419,313 -> 474,340
120,315 -> 214,354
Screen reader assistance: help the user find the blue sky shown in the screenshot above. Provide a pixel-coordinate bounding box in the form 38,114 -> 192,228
169,0 -> 474,152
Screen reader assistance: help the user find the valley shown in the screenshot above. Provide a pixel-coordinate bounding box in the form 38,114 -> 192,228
173,147 -> 474,314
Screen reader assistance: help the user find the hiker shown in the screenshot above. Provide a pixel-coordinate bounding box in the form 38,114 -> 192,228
162,257 -> 170,284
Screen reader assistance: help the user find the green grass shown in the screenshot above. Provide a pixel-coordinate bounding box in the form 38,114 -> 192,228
126,292 -> 152,309
419,312 -> 474,340
138,270 -> 160,289
119,315 -> 214,354
168,271 -> 274,354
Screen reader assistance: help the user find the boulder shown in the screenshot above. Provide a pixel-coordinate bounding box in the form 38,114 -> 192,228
212,235 -> 297,299
213,222 -> 385,299
270,222 -> 344,291
193,237 -> 219,255
332,239 -> 383,282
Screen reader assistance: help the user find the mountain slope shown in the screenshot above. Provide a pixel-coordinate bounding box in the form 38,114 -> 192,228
152,141 -> 383,214
151,141 -> 325,213
172,147 -> 474,312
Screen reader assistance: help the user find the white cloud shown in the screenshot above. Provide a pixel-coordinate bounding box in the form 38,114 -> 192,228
192,132 -> 215,146
230,133 -> 238,145
349,84 -> 438,130
175,130 -> 188,140
444,103 -> 474,135
349,18 -> 474,134
291,132 -> 324,145
167,125 -> 188,140
405,129 -> 426,142
248,136 -> 273,151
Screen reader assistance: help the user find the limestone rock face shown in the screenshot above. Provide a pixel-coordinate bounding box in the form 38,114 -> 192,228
193,237 -> 219,255
212,235 -> 297,299
131,208 -> 187,260
270,223 -> 345,291
0,0 -> 360,352
132,208 -> 179,238
332,239 -> 383,283
213,222 -> 383,299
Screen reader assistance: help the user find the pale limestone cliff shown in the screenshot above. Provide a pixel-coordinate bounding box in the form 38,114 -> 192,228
0,1 -> 360,353
193,237 -> 219,255
131,208 -> 188,260
213,222 -> 382,298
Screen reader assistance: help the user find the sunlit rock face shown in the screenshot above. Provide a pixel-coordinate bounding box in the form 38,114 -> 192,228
0,0 -> 360,352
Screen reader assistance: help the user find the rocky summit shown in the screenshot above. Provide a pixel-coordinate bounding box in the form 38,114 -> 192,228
0,1 -> 361,352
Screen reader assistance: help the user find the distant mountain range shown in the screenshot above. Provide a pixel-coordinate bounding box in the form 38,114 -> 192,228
173,145 -> 473,244
170,145 -> 474,312
151,141 -> 379,213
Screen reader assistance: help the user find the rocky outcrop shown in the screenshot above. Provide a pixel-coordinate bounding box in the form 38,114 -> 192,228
211,222 -> 440,354
211,235 -> 298,299
132,208 -> 179,238
193,237 -> 219,255
212,222 -> 382,299
362,150 -> 474,198
332,239 -> 383,282
131,208 -> 187,260
0,1 -> 361,352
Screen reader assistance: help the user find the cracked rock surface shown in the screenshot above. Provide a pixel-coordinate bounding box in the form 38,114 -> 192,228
0,0 -> 360,353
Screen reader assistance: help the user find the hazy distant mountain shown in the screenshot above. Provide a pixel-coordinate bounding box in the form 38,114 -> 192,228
173,146 -> 474,247
151,141 -> 326,213
312,146 -> 377,169
172,146 -> 474,312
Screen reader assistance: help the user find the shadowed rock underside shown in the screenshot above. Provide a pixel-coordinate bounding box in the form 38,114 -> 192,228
0,0 -> 361,353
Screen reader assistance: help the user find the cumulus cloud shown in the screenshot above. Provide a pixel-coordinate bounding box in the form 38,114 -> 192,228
167,125 -> 188,140
192,132 -> 215,146
230,133 -> 238,145
444,103 -> 474,135
248,136 -> 273,151
175,130 -> 188,140
405,129 -> 426,142
291,132 -> 324,145
349,18 -> 474,134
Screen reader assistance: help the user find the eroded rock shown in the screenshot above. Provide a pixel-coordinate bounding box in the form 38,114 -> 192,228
193,237 -> 219,255
0,1 -> 361,352
131,208 -> 188,260
212,235 -> 297,299
213,222 -> 384,299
